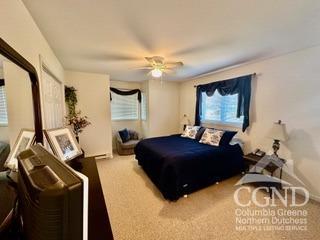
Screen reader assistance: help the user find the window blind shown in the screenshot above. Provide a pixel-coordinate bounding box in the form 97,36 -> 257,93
111,92 -> 139,120
141,93 -> 147,120
201,91 -> 243,125
0,86 -> 8,125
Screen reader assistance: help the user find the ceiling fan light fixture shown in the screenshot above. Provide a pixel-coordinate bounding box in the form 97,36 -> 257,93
151,68 -> 162,78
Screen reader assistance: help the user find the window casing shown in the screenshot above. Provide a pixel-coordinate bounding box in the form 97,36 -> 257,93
0,86 -> 8,125
201,91 -> 243,126
141,93 -> 147,120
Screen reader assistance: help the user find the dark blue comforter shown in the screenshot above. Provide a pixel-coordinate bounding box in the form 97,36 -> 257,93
135,135 -> 244,200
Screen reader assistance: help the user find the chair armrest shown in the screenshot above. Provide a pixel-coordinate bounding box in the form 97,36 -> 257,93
115,133 -> 123,143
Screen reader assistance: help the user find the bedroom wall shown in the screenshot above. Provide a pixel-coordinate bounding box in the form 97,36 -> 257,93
0,127 -> 9,143
180,45 -> 320,200
65,71 -> 112,158
146,79 -> 180,138
110,80 -> 142,149
0,0 -> 65,133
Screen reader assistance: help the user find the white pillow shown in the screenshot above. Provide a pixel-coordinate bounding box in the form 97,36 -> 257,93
181,125 -> 200,139
230,137 -> 244,150
199,128 -> 224,146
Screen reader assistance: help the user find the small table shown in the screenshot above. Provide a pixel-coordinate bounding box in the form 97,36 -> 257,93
243,153 -> 286,196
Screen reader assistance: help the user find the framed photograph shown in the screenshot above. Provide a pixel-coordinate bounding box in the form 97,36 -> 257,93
44,127 -> 82,161
4,129 -> 35,171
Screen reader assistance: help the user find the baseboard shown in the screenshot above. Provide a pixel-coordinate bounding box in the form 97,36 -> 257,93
294,187 -> 320,203
309,193 -> 320,203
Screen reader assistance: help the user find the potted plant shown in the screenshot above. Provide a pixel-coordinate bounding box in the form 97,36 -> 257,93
65,86 -> 91,142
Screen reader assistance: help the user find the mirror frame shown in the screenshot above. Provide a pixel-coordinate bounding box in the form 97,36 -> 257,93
0,38 -> 43,143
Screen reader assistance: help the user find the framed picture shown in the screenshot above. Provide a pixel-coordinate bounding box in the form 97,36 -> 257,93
4,129 -> 35,171
44,127 -> 82,161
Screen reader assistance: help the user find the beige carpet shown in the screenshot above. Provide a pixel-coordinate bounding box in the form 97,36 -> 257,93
96,154 -> 320,240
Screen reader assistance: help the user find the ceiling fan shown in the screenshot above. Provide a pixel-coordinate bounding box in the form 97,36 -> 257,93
138,56 -> 183,78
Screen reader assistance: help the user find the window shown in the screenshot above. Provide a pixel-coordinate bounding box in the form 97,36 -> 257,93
201,91 -> 243,126
141,93 -> 147,120
0,86 -> 8,125
42,67 -> 64,129
111,92 -> 139,120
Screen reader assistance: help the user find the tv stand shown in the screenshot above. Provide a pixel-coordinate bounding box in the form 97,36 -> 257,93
70,157 -> 114,240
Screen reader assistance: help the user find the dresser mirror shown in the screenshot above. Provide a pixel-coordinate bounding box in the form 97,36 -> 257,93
0,38 -> 43,162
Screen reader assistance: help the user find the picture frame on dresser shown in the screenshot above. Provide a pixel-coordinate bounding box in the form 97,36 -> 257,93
44,127 -> 83,161
4,129 -> 35,171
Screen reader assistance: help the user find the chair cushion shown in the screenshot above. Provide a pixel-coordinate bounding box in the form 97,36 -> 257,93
121,140 -> 140,149
118,128 -> 130,143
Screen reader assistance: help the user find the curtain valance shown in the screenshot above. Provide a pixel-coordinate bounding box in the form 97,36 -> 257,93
110,87 -> 142,102
195,74 -> 253,132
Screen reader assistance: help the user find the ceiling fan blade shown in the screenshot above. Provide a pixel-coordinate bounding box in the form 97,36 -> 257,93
145,56 -> 165,65
163,69 -> 174,73
145,57 -> 154,63
135,67 -> 153,70
165,61 -> 184,67
140,65 -> 154,68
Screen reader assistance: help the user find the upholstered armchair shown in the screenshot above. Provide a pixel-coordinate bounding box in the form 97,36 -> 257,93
115,129 -> 141,155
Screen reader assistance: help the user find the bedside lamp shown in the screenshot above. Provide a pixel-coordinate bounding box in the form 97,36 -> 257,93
267,120 -> 288,157
181,114 -> 190,130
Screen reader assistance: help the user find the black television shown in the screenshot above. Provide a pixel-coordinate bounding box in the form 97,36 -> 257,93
17,144 -> 88,240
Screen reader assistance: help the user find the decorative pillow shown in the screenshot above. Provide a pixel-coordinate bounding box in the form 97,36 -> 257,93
118,128 -> 130,143
219,130 -> 237,146
181,125 -> 200,139
128,130 -> 138,140
199,128 -> 225,146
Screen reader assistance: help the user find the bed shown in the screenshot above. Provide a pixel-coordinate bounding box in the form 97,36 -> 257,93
134,134 -> 244,200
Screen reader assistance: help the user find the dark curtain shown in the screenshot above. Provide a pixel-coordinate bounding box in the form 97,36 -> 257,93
0,79 -> 4,87
195,74 -> 253,132
110,87 -> 142,102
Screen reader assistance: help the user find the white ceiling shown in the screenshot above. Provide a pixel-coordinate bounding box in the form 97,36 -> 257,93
23,0 -> 320,82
